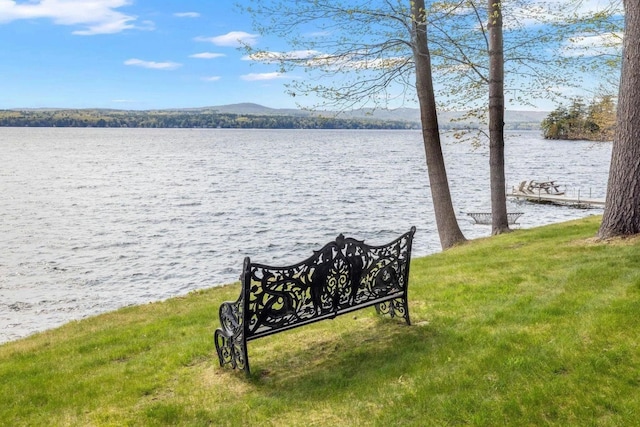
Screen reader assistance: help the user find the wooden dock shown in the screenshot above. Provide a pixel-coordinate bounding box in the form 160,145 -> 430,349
508,180 -> 605,208
507,192 -> 605,207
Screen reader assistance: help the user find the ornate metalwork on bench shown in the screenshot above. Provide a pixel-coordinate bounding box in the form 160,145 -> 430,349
214,227 -> 416,375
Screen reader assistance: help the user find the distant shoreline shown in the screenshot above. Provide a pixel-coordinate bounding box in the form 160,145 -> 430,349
0,103 -> 544,130
0,109 -> 419,130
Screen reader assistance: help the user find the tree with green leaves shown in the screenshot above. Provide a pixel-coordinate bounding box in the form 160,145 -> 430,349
242,0 -> 467,249
430,1 -> 622,114
587,94 -> 616,140
541,96 -> 616,141
598,1 -> 640,239
427,0 -> 621,233
240,0 -> 621,247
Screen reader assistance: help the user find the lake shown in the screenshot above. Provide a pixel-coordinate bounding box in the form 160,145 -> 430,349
0,128 -> 611,343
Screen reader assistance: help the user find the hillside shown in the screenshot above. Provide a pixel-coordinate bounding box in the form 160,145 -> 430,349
1,103 -> 547,129
1,216 -> 639,425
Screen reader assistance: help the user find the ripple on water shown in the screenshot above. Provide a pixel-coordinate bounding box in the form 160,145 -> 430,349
0,128 -> 610,343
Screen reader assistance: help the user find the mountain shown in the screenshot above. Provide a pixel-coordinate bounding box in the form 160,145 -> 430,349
196,103 -> 547,128
191,103 -> 307,117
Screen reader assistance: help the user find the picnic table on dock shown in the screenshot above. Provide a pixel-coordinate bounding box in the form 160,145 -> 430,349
508,180 -> 605,208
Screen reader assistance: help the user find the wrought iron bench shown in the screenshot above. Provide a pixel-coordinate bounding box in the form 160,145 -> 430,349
214,227 -> 416,375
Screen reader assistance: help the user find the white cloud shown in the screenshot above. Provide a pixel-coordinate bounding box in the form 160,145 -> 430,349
73,17 -> 153,36
562,32 -> 623,58
202,76 -> 221,82
240,72 -> 288,81
124,58 -> 182,70
500,0 -> 622,29
174,12 -> 200,18
243,50 -> 322,63
0,0 -> 146,35
189,52 -> 226,59
558,0 -> 622,15
245,49 -> 406,71
305,30 -> 331,38
195,31 -> 259,47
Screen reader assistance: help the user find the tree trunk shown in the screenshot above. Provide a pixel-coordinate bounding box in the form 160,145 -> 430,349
598,0 -> 640,239
412,0 -> 467,249
488,0 -> 510,235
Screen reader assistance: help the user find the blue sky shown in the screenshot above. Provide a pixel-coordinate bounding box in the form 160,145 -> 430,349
0,1 -> 301,110
0,0 -> 622,111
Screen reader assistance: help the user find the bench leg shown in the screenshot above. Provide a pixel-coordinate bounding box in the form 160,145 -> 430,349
215,330 -> 250,374
375,297 -> 411,325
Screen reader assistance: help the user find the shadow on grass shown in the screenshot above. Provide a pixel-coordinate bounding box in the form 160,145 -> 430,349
245,316 -> 438,399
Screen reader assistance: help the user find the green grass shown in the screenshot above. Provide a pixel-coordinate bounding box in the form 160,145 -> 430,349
2,216 -> 640,426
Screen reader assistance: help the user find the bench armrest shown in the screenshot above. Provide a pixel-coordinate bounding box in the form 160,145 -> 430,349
218,297 -> 243,337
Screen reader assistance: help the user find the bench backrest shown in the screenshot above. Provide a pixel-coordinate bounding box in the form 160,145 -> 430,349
241,227 -> 416,340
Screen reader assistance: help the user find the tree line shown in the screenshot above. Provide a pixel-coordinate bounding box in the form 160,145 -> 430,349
541,96 -> 616,141
0,109 -> 419,130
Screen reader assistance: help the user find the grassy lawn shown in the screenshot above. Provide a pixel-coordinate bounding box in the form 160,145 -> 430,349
1,215 -> 639,426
